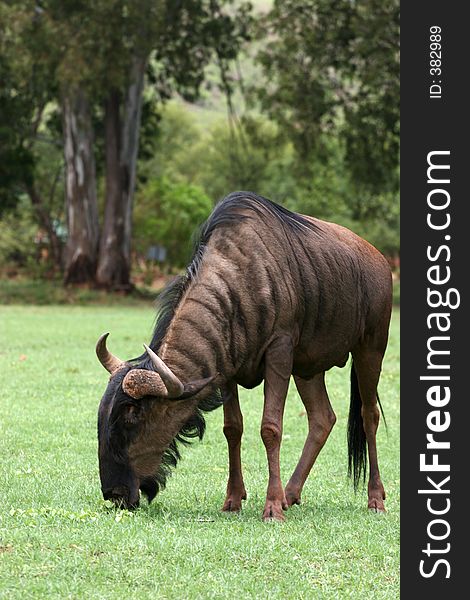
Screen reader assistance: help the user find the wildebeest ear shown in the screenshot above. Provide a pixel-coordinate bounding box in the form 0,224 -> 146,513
178,374 -> 218,400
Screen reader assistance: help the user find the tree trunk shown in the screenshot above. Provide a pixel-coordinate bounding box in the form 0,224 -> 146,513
96,89 -> 130,289
96,55 -> 147,291
62,88 -> 99,284
26,183 -> 63,270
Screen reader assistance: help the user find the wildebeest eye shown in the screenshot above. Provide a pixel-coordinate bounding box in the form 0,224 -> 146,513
123,404 -> 141,426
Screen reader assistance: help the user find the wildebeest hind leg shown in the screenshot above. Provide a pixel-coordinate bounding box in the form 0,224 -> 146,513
284,373 -> 336,507
260,335 -> 293,522
221,382 -> 247,512
352,344 -> 387,512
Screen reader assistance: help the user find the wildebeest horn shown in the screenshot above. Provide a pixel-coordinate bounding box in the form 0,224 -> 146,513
143,344 -> 184,397
96,333 -> 125,374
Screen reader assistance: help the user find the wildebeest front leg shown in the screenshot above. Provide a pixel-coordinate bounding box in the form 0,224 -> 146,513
284,373 -> 336,506
261,335 -> 293,521
221,382 -> 247,512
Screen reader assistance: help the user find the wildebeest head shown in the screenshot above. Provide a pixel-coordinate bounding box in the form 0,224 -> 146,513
96,333 -> 215,509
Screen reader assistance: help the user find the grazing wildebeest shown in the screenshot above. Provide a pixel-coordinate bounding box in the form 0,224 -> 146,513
96,192 -> 392,521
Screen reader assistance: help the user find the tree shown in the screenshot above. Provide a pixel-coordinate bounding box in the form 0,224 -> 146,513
256,0 -> 399,193
93,1 -> 161,289
90,0 -> 253,289
0,2 -> 64,269
41,0 -> 252,288
62,87 -> 100,283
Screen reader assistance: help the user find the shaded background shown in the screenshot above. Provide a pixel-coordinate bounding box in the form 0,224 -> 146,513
0,0 -> 399,301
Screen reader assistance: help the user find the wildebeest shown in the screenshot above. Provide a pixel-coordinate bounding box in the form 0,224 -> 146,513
96,191 -> 392,521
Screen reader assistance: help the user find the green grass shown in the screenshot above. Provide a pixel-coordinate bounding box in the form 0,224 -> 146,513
0,305 -> 399,599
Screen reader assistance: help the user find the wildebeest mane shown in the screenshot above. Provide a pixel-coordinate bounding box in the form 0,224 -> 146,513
146,191 -> 322,357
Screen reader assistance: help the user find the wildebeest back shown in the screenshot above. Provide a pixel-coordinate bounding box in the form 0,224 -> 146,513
158,192 -> 392,387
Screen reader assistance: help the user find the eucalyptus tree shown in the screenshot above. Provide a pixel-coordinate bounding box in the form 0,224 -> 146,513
3,0 -> 252,286
49,0 -> 252,287
96,0 -> 253,289
23,0 -> 103,283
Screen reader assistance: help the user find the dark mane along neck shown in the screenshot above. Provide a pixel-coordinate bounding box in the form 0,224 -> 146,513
146,191 -> 320,357
139,251 -> 224,493
148,274 -> 188,354
149,381 -> 222,495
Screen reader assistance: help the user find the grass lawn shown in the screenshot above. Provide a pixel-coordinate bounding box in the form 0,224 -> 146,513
0,304 -> 399,599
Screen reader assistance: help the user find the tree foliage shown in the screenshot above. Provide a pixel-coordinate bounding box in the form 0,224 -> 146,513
0,2 -> 55,213
0,54 -> 34,213
134,178 -> 212,267
137,101 -> 399,258
256,0 -> 399,192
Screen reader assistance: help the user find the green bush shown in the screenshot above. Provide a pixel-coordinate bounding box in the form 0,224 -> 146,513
133,177 -> 213,268
0,199 -> 49,278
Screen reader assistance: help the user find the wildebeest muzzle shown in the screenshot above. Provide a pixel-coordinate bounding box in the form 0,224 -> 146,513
102,485 -> 140,510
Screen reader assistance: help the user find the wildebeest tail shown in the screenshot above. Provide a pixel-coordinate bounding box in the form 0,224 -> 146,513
347,361 -> 386,489
348,361 -> 367,489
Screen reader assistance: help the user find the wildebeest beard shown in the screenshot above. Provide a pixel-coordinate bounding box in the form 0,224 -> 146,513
147,390 -> 223,498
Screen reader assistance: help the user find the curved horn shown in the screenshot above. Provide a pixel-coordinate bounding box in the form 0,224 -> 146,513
96,333 -> 125,374
143,344 -> 184,397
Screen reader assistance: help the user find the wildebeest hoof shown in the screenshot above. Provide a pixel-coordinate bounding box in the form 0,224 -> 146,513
222,498 -> 243,512
284,486 -> 301,507
368,498 -> 386,513
222,489 -> 247,512
262,500 -> 287,522
286,496 -> 301,507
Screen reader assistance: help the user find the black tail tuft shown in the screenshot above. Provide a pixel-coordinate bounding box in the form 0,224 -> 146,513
347,361 -> 367,490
